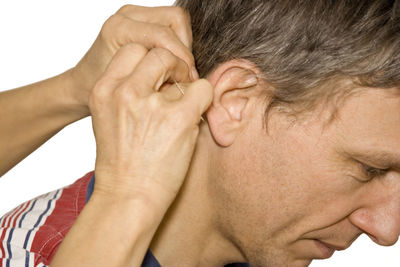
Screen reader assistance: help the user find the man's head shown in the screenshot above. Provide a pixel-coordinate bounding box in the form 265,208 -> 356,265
174,0 -> 400,266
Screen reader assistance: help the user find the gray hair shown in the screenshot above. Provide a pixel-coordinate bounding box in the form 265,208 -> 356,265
175,0 -> 400,120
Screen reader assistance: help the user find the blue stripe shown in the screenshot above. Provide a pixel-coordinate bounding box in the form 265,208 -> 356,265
5,227 -> 14,267
19,200 -> 37,228
25,249 -> 30,267
4,201 -> 34,267
18,199 -> 37,251
23,190 -> 60,249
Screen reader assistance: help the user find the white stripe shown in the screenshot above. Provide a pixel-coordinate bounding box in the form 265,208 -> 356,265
0,189 -> 62,267
1,200 -> 29,227
2,211 -> 13,228
0,211 -> 10,225
18,190 -> 59,229
29,251 -> 35,267
5,250 -> 36,267
24,189 -> 62,251
14,201 -> 32,228
0,201 -> 26,259
5,201 -> 34,251
9,201 -> 30,228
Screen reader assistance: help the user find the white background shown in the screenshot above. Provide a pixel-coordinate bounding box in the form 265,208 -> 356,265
0,1 -> 398,266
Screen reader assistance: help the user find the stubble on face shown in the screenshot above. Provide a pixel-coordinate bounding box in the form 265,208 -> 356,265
208,88 -> 400,266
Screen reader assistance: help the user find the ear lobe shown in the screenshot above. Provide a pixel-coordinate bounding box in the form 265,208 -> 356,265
206,102 -> 238,147
205,62 -> 260,147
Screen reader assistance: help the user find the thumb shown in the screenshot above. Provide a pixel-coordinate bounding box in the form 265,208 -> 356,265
181,79 -> 213,122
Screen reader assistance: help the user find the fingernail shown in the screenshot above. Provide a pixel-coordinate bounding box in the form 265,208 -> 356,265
191,66 -> 199,81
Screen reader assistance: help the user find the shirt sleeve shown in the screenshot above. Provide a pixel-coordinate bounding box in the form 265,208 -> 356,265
0,172 -> 93,267
0,196 -> 52,267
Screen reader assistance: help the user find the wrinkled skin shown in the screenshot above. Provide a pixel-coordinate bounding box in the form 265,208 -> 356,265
208,88 -> 400,267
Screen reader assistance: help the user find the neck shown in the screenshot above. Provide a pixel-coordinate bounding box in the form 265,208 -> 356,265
149,125 -> 246,267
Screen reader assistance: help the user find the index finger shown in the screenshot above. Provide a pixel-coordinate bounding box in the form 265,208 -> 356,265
117,5 -> 193,50
102,15 -> 197,80
124,48 -> 192,97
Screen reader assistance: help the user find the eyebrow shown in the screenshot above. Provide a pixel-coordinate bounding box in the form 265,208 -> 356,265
348,150 -> 400,170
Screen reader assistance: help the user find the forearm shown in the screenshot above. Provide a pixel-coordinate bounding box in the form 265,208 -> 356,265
51,191 -> 167,267
0,69 -> 89,176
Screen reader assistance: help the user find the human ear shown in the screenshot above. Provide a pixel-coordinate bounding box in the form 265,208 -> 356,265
206,60 -> 260,147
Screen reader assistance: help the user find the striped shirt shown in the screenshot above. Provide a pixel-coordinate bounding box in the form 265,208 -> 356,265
0,172 -> 249,267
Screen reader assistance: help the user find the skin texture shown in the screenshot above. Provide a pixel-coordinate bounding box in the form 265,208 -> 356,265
49,5 -> 216,267
51,37 -> 213,267
0,5 -> 196,177
209,88 -> 400,267
2,4 -> 211,266
3,4 -> 399,267
149,61 -> 400,267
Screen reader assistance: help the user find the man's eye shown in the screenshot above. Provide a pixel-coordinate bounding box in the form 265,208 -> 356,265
361,164 -> 389,180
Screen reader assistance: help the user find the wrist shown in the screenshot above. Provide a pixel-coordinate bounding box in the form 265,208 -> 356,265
89,188 -> 169,227
60,67 -> 91,118
91,173 -> 177,219
52,190 -> 164,267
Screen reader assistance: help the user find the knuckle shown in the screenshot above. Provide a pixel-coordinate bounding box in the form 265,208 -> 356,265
171,6 -> 190,22
101,14 -> 124,39
90,79 -> 110,106
116,4 -> 134,14
93,78 -> 110,95
147,93 -> 164,111
155,24 -> 194,66
114,85 -> 135,106
121,43 -> 148,58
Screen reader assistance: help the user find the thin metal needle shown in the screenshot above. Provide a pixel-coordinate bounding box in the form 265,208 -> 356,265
152,48 -> 206,124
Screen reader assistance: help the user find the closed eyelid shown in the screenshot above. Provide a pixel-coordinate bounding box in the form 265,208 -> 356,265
344,150 -> 400,170
360,163 -> 390,178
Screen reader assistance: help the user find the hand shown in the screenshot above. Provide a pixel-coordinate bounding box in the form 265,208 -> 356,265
89,43 -> 212,209
68,5 -> 198,115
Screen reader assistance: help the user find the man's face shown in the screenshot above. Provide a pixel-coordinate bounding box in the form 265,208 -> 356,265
209,88 -> 400,267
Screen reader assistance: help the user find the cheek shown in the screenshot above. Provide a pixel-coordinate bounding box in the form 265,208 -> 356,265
210,115 -> 363,250
225,125 -> 361,237
262,132 -> 364,234
210,130 -> 310,241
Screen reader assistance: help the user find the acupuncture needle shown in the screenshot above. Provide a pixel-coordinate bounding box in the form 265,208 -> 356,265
152,47 -> 206,123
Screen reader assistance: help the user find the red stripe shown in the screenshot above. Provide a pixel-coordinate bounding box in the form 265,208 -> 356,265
0,227 -> 7,260
11,201 -> 31,228
0,212 -> 9,228
1,203 -> 24,228
0,200 -> 28,259
1,210 -> 13,228
31,171 -> 94,266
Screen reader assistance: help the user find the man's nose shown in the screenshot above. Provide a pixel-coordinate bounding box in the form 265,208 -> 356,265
349,198 -> 400,246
